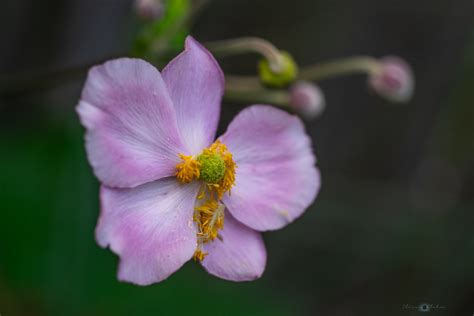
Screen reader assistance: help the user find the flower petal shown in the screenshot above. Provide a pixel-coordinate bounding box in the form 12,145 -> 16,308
220,105 -> 321,231
162,36 -> 225,155
96,179 -> 199,285
201,211 -> 266,281
77,58 -> 186,188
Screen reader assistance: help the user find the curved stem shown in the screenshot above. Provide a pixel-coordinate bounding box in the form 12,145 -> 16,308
299,56 -> 381,81
205,37 -> 284,73
222,56 -> 382,95
225,75 -> 262,91
224,75 -> 289,106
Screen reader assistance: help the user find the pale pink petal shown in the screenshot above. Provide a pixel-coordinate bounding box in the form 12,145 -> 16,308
201,211 -> 266,281
220,105 -> 321,231
162,36 -> 225,155
96,179 -> 199,285
77,58 -> 187,188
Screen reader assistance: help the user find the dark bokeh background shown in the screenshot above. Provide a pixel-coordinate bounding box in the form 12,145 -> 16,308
1,0 -> 474,315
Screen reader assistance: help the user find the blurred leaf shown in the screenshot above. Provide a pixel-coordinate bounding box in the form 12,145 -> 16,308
133,0 -> 190,58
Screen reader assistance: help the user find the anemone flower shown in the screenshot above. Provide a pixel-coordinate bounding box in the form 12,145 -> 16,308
76,36 -> 320,285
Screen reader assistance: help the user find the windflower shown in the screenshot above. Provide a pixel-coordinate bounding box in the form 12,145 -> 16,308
76,36 -> 320,285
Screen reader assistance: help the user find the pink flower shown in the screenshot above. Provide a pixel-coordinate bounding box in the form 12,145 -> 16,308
76,36 -> 320,285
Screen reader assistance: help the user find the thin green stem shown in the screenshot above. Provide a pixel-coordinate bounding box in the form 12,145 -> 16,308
225,75 -> 262,91
205,37 -> 284,73
298,56 -> 381,81
222,56 -> 382,97
224,75 -> 289,106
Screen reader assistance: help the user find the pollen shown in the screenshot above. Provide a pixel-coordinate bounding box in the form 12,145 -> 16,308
176,154 -> 200,183
205,140 -> 237,199
193,249 -> 208,261
175,140 -> 237,261
195,199 -> 225,242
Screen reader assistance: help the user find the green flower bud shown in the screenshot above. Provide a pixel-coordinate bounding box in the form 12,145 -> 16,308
258,51 -> 298,88
197,153 -> 226,184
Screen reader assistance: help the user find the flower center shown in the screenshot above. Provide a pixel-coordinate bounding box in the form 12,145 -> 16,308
175,140 -> 237,261
196,152 -> 225,184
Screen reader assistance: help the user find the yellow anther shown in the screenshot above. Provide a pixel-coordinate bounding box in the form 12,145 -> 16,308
176,140 -> 237,262
193,249 -> 208,261
204,140 -> 237,199
175,154 -> 200,183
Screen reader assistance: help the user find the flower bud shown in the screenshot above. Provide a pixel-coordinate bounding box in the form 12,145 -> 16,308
368,56 -> 414,103
135,0 -> 164,21
289,81 -> 325,119
258,51 -> 298,88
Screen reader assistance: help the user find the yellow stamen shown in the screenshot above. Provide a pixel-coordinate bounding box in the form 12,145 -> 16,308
174,140 -> 237,261
205,140 -> 236,199
175,154 -> 200,183
193,249 -> 208,261
194,200 -> 225,242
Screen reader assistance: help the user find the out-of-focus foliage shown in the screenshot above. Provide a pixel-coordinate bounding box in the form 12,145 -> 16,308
133,0 -> 190,59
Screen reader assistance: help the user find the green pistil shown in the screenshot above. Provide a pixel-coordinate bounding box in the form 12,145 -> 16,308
197,153 -> 226,184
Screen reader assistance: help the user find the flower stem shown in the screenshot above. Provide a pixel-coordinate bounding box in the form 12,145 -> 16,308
224,75 -> 261,91
205,37 -> 285,73
298,56 -> 381,81
224,75 -> 289,106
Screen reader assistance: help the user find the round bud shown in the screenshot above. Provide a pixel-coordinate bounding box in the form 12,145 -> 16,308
289,81 -> 326,119
368,56 -> 414,103
258,51 -> 298,88
197,153 -> 226,184
135,0 -> 164,21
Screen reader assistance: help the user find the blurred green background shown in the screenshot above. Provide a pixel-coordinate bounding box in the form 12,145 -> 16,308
1,0 -> 474,315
